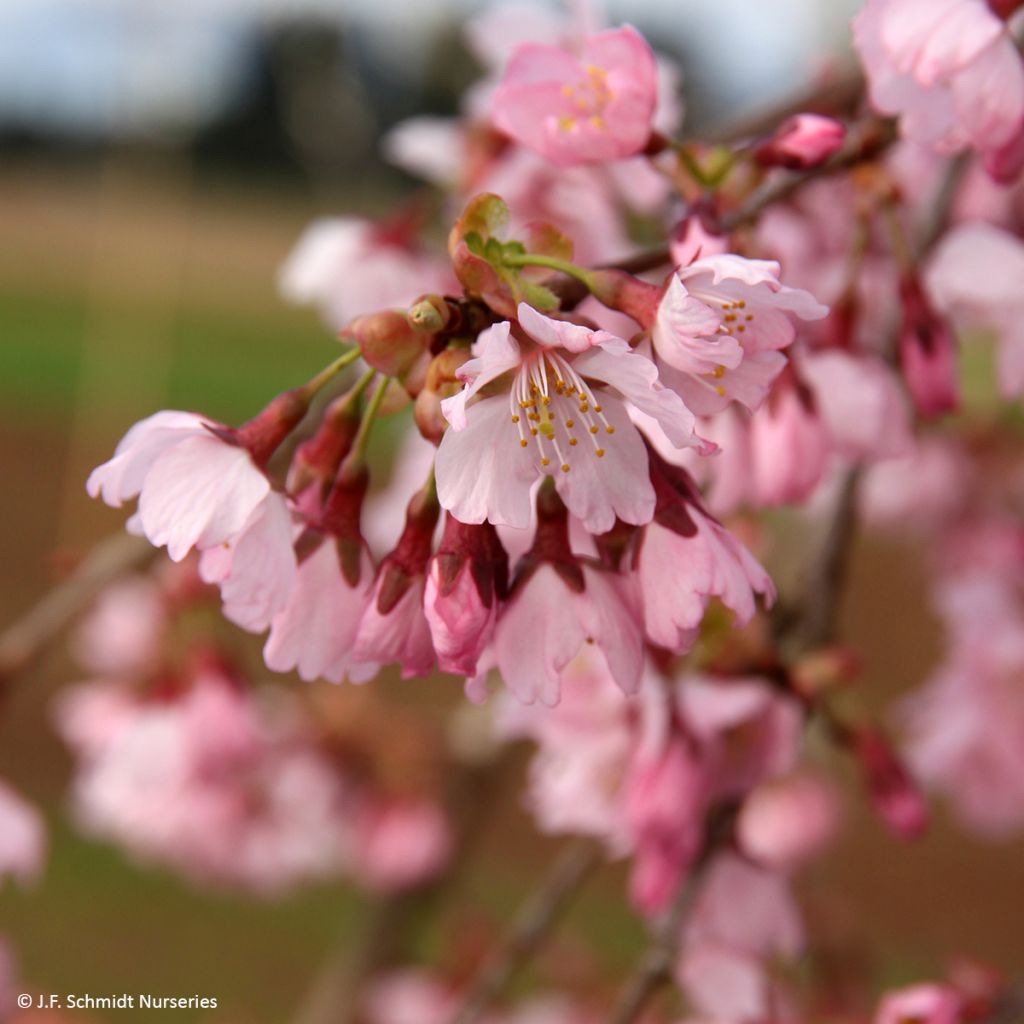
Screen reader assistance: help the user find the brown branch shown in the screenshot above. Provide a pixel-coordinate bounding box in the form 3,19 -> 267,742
0,531 -> 154,690
450,838 -> 602,1024
604,807 -> 736,1024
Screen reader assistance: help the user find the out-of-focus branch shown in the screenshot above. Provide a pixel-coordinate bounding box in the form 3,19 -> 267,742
0,531 -> 153,690
604,808 -> 735,1024
451,838 -> 602,1024
292,753 -> 511,1024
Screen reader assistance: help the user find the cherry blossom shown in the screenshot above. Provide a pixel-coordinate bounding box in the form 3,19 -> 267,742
853,0 -> 1024,170
492,26 -> 658,167
436,304 -> 707,533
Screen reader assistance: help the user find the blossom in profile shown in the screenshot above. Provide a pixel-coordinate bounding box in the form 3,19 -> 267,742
492,26 -> 658,166
88,412 -> 266,559
853,0 -> 1024,173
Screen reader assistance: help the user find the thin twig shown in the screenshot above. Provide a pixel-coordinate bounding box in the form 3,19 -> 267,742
0,531 -> 153,689
604,807 -> 735,1024
451,839 -> 602,1024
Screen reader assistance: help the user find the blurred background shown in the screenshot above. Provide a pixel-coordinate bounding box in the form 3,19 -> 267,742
1,1 -> 1022,1021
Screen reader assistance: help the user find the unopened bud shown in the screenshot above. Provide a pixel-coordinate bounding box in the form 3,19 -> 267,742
344,310 -> 427,378
754,114 -> 845,171
415,348 -> 471,444
587,269 -> 661,329
407,294 -> 451,334
851,726 -> 928,840
898,275 -> 959,418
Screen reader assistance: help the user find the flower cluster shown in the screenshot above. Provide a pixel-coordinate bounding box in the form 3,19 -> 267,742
56,1 -> 1024,1021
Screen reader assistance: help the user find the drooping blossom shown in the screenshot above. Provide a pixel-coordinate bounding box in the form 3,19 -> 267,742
853,0 -> 1024,172
676,853 -> 804,1023
436,303 -> 708,533
424,517 -> 509,677
486,491 -> 643,705
898,275 -> 960,417
926,221 -> 1024,396
87,412 -> 298,621
633,453 -> 774,653
0,782 -> 46,887
263,471 -> 378,685
279,216 -> 454,330
353,489 -> 439,679
492,26 -> 658,167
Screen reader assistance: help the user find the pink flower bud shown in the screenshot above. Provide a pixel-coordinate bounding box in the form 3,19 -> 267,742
754,113 -> 845,170
353,800 -> 452,893
345,310 -> 429,379
424,518 -> 508,677
898,276 -> 960,418
852,727 -> 929,840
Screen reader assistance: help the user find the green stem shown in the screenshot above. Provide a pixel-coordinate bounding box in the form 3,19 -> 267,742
299,345 -> 363,401
339,375 -> 390,480
503,252 -> 596,291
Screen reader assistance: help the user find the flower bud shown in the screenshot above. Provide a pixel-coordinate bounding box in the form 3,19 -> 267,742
406,294 -> 451,334
414,348 -> 471,444
851,726 -> 928,840
898,276 -> 959,418
754,113 -> 845,170
424,518 -> 508,676
344,310 -> 428,378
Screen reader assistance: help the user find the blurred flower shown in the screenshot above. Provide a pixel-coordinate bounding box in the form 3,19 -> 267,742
853,0 -> 1024,172
0,782 -> 45,887
492,26 -> 658,167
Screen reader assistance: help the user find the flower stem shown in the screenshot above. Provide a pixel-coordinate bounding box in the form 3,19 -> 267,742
339,374 -> 390,481
298,345 -> 363,402
502,252 -> 597,291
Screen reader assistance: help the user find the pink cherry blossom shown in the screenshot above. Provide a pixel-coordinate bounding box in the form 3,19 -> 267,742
874,983 -> 964,1024
0,782 -> 46,886
263,537 -> 379,684
749,379 -> 832,507
926,221 -> 1024,396
437,305 -> 706,533
853,0 -> 1024,167
677,675 -> 802,799
87,410 -> 277,563
634,459 -> 775,653
494,649 -> 641,845
676,853 -> 804,1023
622,737 -> 707,914
54,672 -> 359,893
424,519 -> 508,677
352,799 -> 452,892
492,26 -> 658,167
737,773 -> 841,871
279,217 -> 454,331
493,562 -> 643,705
71,574 -> 166,676
198,491 -> 298,633
901,575 -> 1024,836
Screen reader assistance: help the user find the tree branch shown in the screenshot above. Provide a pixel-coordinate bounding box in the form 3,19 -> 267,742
0,532 -> 154,690
450,838 -> 602,1024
